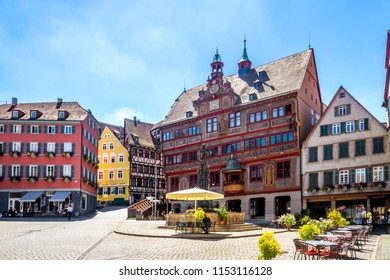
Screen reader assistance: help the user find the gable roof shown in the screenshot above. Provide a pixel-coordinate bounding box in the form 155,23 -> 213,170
99,122 -> 124,141
0,101 -> 89,121
157,49 -> 313,128
124,118 -> 155,149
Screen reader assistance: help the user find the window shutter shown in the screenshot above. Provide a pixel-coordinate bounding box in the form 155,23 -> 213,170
350,169 -> 355,184
21,125 -> 24,133
61,126 -> 64,134
384,165 -> 389,181
367,167 -> 373,182
72,143 -> 75,153
55,126 -> 59,134
9,143 -> 12,152
60,166 -> 63,177
26,165 -> 30,177
27,143 -> 30,152
61,144 -> 64,153
341,122 -> 346,133
27,126 -> 31,133
108,187 -> 111,195
37,166 -> 40,178
334,107 -> 339,117
327,125 -> 332,135
334,170 -> 339,185
55,143 -> 58,153
346,104 -> 351,115
44,126 -> 48,134
72,126 -> 75,134
43,166 -> 47,177
10,125 -> 13,133
38,143 -> 42,154
20,167 -> 23,178
98,188 -> 103,196
54,166 -> 57,178
8,166 -> 12,177
39,126 -> 42,133
21,143 -> 24,153
44,143 -> 47,153
364,118 -> 369,130
4,125 -> 6,133
71,165 -> 74,177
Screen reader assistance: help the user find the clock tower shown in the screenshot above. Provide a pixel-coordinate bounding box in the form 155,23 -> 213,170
208,48 -> 224,86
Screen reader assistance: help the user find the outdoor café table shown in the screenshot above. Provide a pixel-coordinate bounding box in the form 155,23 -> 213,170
316,234 -> 345,243
303,240 -> 339,259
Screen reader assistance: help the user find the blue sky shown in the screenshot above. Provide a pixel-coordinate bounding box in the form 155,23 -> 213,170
0,0 -> 389,126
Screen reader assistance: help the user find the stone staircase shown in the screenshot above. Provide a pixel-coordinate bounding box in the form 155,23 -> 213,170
128,199 -> 154,213
127,199 -> 162,219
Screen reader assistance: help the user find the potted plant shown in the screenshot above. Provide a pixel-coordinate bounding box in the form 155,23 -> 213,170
27,151 -> 39,158
217,205 -> 227,225
62,152 -> 73,158
279,213 -> 296,230
45,151 -> 55,159
353,182 -> 367,191
28,176 -> 38,183
322,185 -> 335,193
337,183 -> 351,192
62,176 -> 71,183
370,181 -> 386,190
257,231 -> 282,260
307,186 -> 320,194
44,176 -> 55,183
195,208 -> 205,222
10,176 -> 21,183
298,224 -> 320,240
327,209 -> 349,228
10,151 -> 21,158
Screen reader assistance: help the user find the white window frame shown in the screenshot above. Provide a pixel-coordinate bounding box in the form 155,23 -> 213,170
14,125 -> 22,133
64,126 -> 72,134
117,170 -> 123,179
110,153 -> 116,164
0,164 -> 3,177
98,171 -> 104,180
103,188 -> 108,195
373,166 -> 384,182
339,170 -> 349,184
109,142 -> 114,150
12,165 -> 21,176
359,119 -> 365,131
118,153 -> 124,163
63,165 -> 72,177
339,105 -> 347,116
12,142 -> 21,152
118,187 -> 124,195
31,125 -> 39,134
30,142 -> 39,152
12,111 -> 18,118
0,125 -> 5,133
109,171 -> 114,180
47,125 -> 56,134
355,168 -> 366,183
332,123 -> 341,135
103,155 -> 108,164
64,143 -> 72,152
102,143 -> 107,150
29,165 -> 38,177
47,165 -> 55,177
346,121 -> 355,133
47,142 -> 56,152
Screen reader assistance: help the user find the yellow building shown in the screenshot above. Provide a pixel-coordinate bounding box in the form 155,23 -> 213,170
97,126 -> 130,205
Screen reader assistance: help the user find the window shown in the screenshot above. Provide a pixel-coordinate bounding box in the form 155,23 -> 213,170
81,194 -> 87,210
12,165 -> 21,176
109,143 -> 114,150
262,110 -> 268,120
222,142 -> 241,154
355,140 -> 366,156
189,151 -> 197,161
0,125 -> 4,133
46,165 -> 55,177
103,188 -> 108,195
309,173 -> 318,187
359,118 -> 369,131
346,121 -> 355,133
244,139 -> 255,150
339,105 -> 347,116
138,150 -> 143,157
181,153 -> 189,163
339,142 -> 349,158
12,111 -> 19,118
12,142 -> 21,152
98,171 -> 103,180
170,177 -> 179,192
188,125 -> 200,136
110,154 -> 116,163
47,142 -> 56,153
30,142 -> 39,152
323,145 -> 333,160
118,153 -> 124,163
163,131 -> 173,141
30,111 -> 37,119
373,166 -> 384,182
29,165 -> 38,177
323,171 -> 333,185
272,106 -> 285,118
308,147 -> 318,162
0,142 -> 4,154
256,137 -> 267,147
270,134 -> 281,145
373,137 -> 384,154
206,117 -> 218,132
102,143 -> 107,150
117,170 -> 123,179
229,112 -> 241,128
47,125 -> 56,134
13,125 -> 22,133
64,143 -> 72,152
186,111 -> 193,118
355,168 -> 366,183
103,155 -> 108,164
189,174 -> 198,188
63,165 -> 72,177
332,123 -> 341,135
250,165 -> 263,182
210,171 -> 220,186
249,93 -> 257,101
339,92 -> 345,98
339,170 -> 349,184
30,125 -> 39,134
310,109 -> 315,126
64,126 -> 73,134
175,129 -> 186,139
208,147 -> 218,157
109,171 -> 114,180
118,187 -> 124,195
277,161 -> 290,178
58,111 -> 65,119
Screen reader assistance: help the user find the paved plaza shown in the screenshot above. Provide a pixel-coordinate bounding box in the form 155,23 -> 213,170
0,206 -> 388,260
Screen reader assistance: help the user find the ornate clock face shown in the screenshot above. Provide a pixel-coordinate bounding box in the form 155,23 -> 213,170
209,100 -> 219,111
209,84 -> 219,94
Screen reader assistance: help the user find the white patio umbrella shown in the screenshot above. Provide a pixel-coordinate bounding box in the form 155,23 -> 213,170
166,187 -> 224,224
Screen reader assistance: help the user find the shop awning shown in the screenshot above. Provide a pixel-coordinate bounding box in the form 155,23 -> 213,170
19,191 -> 44,202
49,191 -> 71,202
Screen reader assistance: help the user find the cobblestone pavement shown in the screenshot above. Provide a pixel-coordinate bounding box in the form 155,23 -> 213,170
0,206 -> 385,260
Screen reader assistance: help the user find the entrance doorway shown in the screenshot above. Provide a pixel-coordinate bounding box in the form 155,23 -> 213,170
275,196 -> 290,216
250,198 -> 265,218
307,201 -> 331,219
227,199 -> 241,212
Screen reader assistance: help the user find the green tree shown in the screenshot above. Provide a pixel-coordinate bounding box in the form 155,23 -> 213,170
257,232 -> 282,260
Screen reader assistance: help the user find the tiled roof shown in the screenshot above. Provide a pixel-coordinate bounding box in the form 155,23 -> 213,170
99,122 -> 124,141
0,101 -> 89,121
124,118 -> 155,149
158,49 -> 312,127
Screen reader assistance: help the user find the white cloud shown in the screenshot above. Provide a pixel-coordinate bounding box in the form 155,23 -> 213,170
100,107 -> 153,126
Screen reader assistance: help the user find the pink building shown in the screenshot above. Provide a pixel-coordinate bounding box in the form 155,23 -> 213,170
0,98 -> 99,217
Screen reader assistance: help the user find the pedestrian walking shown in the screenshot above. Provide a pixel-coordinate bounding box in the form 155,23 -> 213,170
67,204 -> 73,220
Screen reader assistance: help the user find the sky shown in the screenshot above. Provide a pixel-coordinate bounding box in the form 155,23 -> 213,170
0,0 -> 389,126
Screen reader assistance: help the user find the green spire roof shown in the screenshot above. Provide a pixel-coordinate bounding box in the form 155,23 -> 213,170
222,155 -> 245,173
238,37 -> 249,62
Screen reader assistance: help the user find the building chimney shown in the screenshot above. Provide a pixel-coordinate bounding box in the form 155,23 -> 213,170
134,116 -> 137,126
56,98 -> 63,109
12,97 -> 17,106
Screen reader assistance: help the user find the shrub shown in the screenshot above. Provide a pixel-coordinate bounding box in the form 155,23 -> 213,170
195,208 -> 205,222
279,213 -> 296,227
257,231 -> 282,260
301,215 -> 311,225
308,218 -> 333,233
217,205 -> 227,223
293,212 -> 301,222
328,209 -> 349,228
298,224 -> 320,240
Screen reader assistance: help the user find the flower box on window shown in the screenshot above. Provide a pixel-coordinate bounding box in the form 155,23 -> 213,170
337,183 -> 351,192
307,186 -> 320,194
322,185 -> 335,193
10,176 -> 21,183
27,151 -> 39,158
62,176 -> 71,183
353,182 -> 367,191
10,151 -> 21,158
370,181 -> 386,191
62,152 -> 73,158
28,176 -> 39,183
44,176 -> 55,183
45,152 -> 55,159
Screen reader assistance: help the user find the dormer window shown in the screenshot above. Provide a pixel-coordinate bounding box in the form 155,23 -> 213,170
249,93 -> 257,101
253,80 -> 264,92
258,71 -> 269,82
30,111 -> 37,119
58,111 -> 66,120
186,111 -> 193,118
12,110 -> 19,119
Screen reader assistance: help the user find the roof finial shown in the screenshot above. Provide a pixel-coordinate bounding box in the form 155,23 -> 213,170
240,34 -> 249,61
308,31 -> 311,49
184,79 -> 186,92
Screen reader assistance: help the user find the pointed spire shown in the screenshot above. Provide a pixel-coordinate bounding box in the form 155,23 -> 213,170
213,48 -> 222,62
238,35 -> 252,75
239,35 -> 249,62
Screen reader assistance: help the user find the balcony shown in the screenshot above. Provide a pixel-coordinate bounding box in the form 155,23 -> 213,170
223,180 -> 245,194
